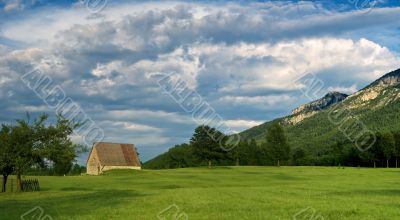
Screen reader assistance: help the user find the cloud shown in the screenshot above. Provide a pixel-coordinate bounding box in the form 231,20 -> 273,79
8,104 -> 50,112
1,0 -> 39,12
327,84 -> 358,94
0,1 -> 400,161
2,2 -> 400,45
218,95 -> 294,107
224,119 -> 266,133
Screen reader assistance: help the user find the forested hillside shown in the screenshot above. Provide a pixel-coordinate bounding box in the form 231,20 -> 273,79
240,68 -> 400,152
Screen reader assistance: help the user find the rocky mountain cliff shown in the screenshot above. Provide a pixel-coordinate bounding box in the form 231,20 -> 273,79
369,68 -> 400,87
287,91 -> 348,124
341,68 -> 400,111
292,91 -> 348,115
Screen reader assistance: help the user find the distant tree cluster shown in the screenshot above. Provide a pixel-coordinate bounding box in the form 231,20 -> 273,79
144,123 -> 400,170
144,122 -> 291,169
358,132 -> 400,168
23,163 -> 87,176
0,114 -> 86,192
285,131 -> 400,168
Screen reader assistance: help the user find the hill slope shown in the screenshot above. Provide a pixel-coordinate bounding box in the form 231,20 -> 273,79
239,68 -> 400,153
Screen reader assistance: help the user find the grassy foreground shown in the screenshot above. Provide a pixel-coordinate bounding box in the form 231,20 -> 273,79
1,166 -> 400,220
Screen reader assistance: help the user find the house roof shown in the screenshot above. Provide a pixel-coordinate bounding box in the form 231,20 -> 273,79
90,142 -> 141,167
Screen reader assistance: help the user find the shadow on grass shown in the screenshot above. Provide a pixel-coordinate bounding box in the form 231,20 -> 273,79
158,184 -> 182,189
35,187 -> 92,192
329,189 -> 400,197
189,166 -> 233,170
0,189 -> 144,219
60,187 -> 92,191
271,174 -> 302,181
382,170 -> 400,173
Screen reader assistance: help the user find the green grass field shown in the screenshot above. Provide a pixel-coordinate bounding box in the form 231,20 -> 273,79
1,166 -> 400,219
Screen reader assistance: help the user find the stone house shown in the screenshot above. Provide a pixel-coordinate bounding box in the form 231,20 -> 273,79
86,142 -> 141,175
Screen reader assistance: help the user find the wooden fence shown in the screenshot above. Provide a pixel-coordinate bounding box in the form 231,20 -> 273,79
6,178 -> 40,192
21,179 -> 40,192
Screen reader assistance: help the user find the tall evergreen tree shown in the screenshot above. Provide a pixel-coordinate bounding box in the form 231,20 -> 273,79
265,122 -> 290,166
190,125 -> 226,168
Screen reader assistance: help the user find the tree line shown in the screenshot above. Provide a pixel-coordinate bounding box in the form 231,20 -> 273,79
144,123 -> 400,169
143,122 -> 291,169
0,114 -> 85,192
23,163 -> 86,176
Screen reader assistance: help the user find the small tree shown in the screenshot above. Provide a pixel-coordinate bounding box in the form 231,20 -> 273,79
265,122 -> 290,166
9,116 -> 42,191
8,114 -> 84,191
190,125 -> 226,168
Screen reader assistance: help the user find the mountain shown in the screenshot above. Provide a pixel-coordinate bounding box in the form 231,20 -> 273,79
239,68 -> 400,153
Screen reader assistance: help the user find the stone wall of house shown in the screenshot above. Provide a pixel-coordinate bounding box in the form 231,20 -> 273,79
87,149 -> 100,175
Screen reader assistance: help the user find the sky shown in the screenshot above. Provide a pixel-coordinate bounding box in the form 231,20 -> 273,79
0,0 -> 400,163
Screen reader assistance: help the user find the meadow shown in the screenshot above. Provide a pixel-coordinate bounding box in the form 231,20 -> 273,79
1,166 -> 400,220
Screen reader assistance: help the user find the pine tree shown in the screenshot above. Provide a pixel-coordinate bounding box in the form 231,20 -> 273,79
265,122 -> 291,166
190,125 -> 226,168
